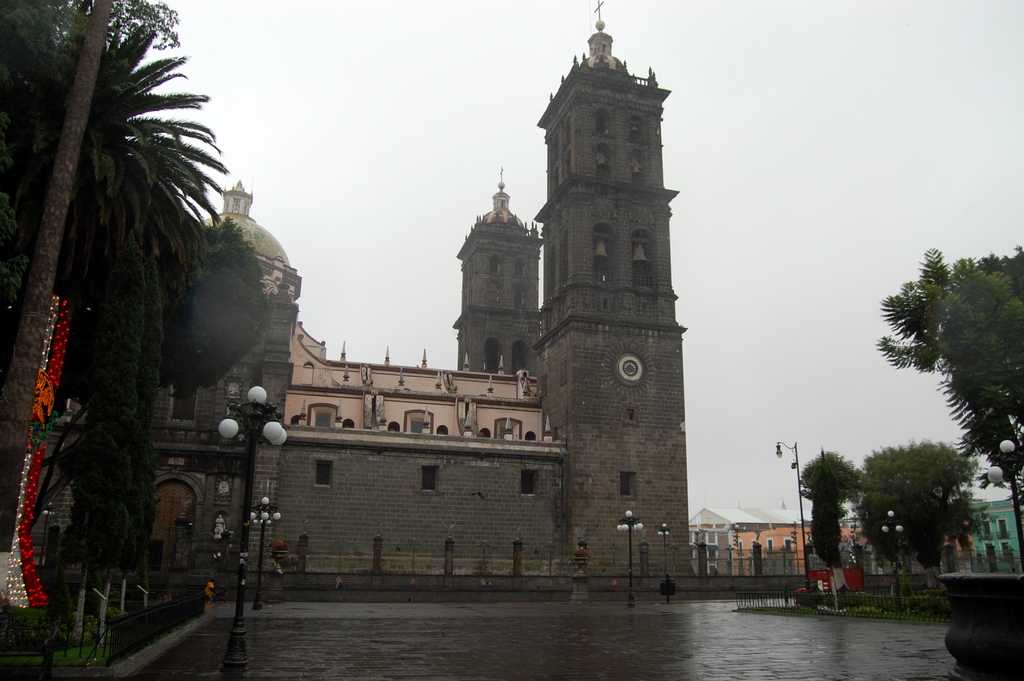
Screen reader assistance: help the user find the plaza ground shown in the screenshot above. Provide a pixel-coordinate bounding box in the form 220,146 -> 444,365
95,600 -> 955,680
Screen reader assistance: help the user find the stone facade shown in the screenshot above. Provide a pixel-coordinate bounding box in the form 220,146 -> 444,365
454,183 -> 541,376
102,20 -> 689,577
534,23 -> 689,558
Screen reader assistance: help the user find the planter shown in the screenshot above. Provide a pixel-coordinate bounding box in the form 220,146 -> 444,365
940,573 -> 1024,680
269,549 -> 289,573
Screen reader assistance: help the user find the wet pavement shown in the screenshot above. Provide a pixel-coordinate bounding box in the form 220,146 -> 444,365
112,601 -> 954,680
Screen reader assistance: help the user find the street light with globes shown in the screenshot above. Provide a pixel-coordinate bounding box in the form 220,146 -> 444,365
986,439 -> 1024,573
219,386 -> 287,669
616,510 -> 643,607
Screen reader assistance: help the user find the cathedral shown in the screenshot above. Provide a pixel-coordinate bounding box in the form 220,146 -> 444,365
120,19 -> 689,574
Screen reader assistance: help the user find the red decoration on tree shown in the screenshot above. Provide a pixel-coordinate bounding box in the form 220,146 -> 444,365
18,299 -> 71,607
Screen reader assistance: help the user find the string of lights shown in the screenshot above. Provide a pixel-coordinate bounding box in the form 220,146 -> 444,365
6,298 -> 70,607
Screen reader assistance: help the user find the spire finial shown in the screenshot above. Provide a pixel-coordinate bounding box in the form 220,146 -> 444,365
594,0 -> 606,31
499,166 -> 505,191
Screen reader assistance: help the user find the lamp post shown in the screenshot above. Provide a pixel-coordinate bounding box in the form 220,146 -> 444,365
880,509 -> 905,587
616,510 -> 643,607
219,386 -> 288,669
657,523 -> 675,604
40,505 -> 59,566
986,439 -> 1024,573
776,442 -> 811,590
250,497 -> 280,610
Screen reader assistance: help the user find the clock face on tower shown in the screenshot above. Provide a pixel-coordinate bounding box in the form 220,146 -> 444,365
616,354 -> 644,383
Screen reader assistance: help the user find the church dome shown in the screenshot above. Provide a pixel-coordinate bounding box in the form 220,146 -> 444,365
481,181 -> 525,228
217,181 -> 290,265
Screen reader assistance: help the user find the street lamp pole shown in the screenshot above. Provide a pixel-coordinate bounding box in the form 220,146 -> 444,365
881,510 -> 905,590
251,497 -> 280,610
987,439 -> 1024,573
219,386 -> 288,669
776,442 -> 811,590
658,523 -> 674,604
616,510 -> 643,607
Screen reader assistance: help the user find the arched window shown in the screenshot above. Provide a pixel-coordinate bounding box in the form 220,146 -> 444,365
488,254 -> 500,275
515,259 -> 526,277
484,338 -> 501,372
631,149 -> 644,185
595,109 -> 609,135
387,421 -> 401,432
524,431 -> 537,441
593,224 -> 613,282
511,340 -> 528,373
342,418 -> 355,428
631,230 -> 653,288
436,425 -> 449,435
629,115 -> 644,144
595,143 -> 610,180
478,427 -> 492,438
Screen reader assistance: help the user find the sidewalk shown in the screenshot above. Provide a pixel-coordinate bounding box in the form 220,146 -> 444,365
104,601 -> 955,680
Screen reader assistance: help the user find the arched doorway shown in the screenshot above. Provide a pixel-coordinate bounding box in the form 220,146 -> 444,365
151,480 -> 197,571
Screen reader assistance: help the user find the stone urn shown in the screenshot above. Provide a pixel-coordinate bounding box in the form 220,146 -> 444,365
269,541 -> 290,573
940,573 -> 1024,680
572,540 -> 590,574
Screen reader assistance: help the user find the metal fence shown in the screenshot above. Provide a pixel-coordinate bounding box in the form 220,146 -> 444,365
166,535 -> 1020,579
736,590 -> 952,623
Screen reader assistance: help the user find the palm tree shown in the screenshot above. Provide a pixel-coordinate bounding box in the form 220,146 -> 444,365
0,14 -> 225,548
7,28 -> 227,302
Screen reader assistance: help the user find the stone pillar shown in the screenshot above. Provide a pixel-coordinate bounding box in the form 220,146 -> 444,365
752,542 -> 764,577
569,541 -> 590,604
267,572 -> 284,603
986,543 -> 998,573
298,533 -> 308,573
444,537 -> 455,577
697,542 -> 708,577
372,535 -> 383,574
639,541 -> 650,578
943,543 -> 955,574
513,539 -> 523,577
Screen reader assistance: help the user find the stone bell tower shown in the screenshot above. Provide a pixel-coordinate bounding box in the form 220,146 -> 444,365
535,19 -> 689,556
454,181 -> 542,375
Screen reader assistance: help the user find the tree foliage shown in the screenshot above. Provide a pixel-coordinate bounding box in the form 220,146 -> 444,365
60,238 -> 145,571
161,219 -> 272,397
879,248 -> 1024,459
801,451 -> 860,568
855,441 -> 977,587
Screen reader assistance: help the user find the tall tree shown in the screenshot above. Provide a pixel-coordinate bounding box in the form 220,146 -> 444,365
0,0 -> 113,552
879,248 -> 1024,458
160,219 -> 272,397
59,236 -> 144,627
0,114 -> 28,302
121,258 -> 161,576
855,441 -> 977,588
801,450 -> 861,569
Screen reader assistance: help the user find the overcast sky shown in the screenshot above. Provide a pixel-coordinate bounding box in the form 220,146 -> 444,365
164,0 -> 1023,518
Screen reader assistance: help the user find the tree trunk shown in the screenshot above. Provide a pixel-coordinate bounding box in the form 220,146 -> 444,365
73,562 -> 88,640
0,0 -> 114,549
924,565 -> 941,589
97,571 -> 111,640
